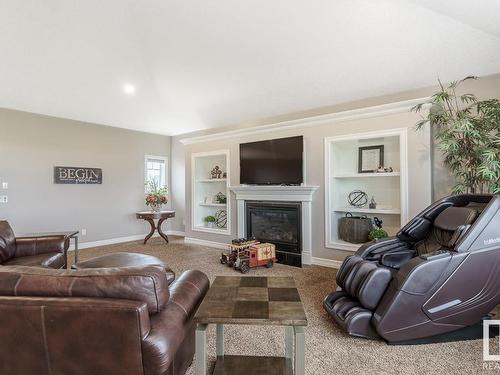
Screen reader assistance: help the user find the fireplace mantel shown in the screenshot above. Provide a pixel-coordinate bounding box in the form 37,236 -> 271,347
229,185 -> 319,265
229,185 -> 319,202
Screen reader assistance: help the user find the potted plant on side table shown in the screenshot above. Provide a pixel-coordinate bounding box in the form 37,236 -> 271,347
145,180 -> 168,212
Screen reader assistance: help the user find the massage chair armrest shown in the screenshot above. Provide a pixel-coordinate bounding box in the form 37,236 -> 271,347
380,250 -> 416,269
356,237 -> 411,261
394,250 -> 454,294
15,235 -> 69,257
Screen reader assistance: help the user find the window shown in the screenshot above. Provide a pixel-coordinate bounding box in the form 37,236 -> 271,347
145,155 -> 168,189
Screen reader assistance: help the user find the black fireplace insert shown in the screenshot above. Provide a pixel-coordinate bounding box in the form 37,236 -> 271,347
245,201 -> 302,267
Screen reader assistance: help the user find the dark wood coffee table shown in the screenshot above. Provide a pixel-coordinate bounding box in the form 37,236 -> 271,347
136,210 -> 175,244
194,276 -> 307,375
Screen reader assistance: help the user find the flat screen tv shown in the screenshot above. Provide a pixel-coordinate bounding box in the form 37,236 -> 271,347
240,136 -> 303,185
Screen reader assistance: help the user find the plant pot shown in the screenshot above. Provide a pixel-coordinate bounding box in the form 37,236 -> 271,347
150,204 -> 161,213
205,222 -> 215,228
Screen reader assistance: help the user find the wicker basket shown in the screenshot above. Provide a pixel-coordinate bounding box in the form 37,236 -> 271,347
338,213 -> 373,244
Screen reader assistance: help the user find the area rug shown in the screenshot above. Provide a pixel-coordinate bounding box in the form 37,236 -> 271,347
75,237 -> 494,375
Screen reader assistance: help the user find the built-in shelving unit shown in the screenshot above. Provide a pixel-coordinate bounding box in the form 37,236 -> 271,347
191,150 -> 230,235
332,172 -> 400,178
324,129 -> 408,251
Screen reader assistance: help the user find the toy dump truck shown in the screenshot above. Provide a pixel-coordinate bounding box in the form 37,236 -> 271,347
220,238 -> 259,268
221,240 -> 276,273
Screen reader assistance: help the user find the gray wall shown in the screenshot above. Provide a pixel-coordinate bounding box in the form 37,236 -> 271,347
179,110 -> 432,262
170,73 -> 500,262
0,108 -> 171,243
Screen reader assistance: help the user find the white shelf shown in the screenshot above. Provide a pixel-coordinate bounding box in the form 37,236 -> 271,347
325,129 -> 408,251
333,172 -> 400,178
191,149 -> 231,236
199,202 -> 227,207
197,178 -> 227,183
330,240 -> 364,251
334,207 -> 401,215
193,225 -> 228,234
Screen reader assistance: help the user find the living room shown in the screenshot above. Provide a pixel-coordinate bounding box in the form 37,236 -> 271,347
1,1 -> 499,374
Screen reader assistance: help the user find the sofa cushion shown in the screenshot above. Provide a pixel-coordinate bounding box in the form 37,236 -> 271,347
3,252 -> 65,269
72,252 -> 176,285
0,265 -> 169,314
0,221 -> 16,263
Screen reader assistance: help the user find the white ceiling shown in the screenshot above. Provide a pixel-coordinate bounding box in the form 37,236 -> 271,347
0,0 -> 499,136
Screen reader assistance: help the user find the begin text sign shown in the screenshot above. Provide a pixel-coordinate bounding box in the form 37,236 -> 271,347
54,166 -> 102,184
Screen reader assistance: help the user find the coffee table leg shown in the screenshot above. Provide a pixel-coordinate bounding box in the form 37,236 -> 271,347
216,324 -> 224,356
195,324 -> 207,375
294,326 -> 305,375
285,326 -> 294,360
144,218 -> 156,244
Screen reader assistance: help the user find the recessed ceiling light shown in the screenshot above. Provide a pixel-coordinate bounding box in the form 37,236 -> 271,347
123,83 -> 136,95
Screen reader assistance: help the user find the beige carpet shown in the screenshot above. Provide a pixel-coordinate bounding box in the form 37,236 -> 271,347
75,236 -> 495,375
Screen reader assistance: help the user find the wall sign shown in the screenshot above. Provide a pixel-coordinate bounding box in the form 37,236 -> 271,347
54,166 -> 102,184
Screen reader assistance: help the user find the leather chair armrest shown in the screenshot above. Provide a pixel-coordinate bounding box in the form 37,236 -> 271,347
0,296 -> 150,374
142,270 -> 209,375
15,235 -> 69,257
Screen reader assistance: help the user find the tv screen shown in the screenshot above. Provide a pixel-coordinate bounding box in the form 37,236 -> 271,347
240,136 -> 303,185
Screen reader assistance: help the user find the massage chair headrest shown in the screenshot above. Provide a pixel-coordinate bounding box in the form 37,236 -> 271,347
433,206 -> 478,247
434,207 -> 478,232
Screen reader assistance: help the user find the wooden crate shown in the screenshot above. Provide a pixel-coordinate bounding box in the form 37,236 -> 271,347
251,243 -> 276,261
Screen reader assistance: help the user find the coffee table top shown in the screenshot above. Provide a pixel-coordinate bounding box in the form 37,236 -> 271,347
194,276 -> 307,326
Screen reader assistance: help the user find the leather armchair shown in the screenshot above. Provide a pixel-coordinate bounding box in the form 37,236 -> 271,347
0,265 -> 210,375
0,221 -> 69,268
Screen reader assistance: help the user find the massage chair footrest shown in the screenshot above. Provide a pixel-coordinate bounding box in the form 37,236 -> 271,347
323,291 -> 380,339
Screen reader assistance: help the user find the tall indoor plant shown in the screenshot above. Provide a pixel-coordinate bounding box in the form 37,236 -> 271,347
413,77 -> 500,194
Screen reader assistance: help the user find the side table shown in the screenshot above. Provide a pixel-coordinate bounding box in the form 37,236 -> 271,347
136,210 -> 175,244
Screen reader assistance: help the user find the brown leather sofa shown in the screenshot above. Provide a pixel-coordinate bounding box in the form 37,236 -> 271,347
0,221 -> 69,268
0,264 -> 210,375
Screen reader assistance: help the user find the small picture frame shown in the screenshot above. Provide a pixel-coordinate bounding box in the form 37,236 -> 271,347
358,145 -> 384,173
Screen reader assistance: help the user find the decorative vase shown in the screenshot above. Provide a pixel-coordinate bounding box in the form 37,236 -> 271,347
150,204 -> 161,213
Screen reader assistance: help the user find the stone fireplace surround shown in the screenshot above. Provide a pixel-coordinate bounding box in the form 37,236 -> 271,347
229,185 -> 319,265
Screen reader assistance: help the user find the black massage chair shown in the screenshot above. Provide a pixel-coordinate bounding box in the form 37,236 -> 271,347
324,194 -> 500,343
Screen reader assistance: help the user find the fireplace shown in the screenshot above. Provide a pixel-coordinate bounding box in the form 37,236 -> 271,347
245,201 -> 302,267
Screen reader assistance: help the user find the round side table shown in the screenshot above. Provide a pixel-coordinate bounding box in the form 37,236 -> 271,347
136,210 -> 175,244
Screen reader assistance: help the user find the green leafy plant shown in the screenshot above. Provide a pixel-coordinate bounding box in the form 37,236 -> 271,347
204,215 -> 216,223
413,77 -> 500,194
368,228 -> 388,241
215,192 -> 227,204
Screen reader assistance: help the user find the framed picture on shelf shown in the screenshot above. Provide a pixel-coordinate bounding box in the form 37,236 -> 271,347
358,145 -> 384,173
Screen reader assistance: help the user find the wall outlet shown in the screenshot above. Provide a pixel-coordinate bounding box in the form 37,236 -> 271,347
1,182 -> 7,189
0,196 -> 8,203
81,229 -> 87,236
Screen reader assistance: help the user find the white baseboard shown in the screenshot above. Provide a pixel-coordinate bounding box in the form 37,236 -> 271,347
311,256 -> 343,269
184,237 -> 227,249
167,230 -> 186,237
302,251 -> 312,265
69,230 -> 185,251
